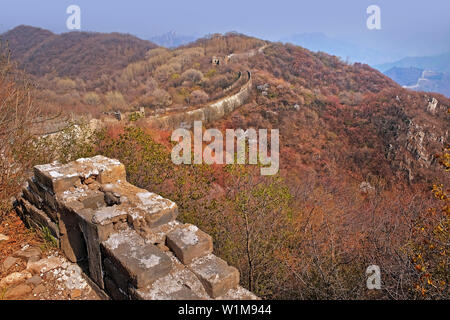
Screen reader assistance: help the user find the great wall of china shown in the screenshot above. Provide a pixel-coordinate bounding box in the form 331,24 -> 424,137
15,156 -> 258,300
145,44 -> 268,129
146,70 -> 253,129
11,46 -> 268,300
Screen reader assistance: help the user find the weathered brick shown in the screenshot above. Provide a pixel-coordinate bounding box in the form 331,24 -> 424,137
100,182 -> 178,231
91,205 -> 128,226
75,156 -> 126,184
129,268 -> 207,300
101,230 -> 172,288
27,178 -> 59,221
57,185 -> 105,210
127,192 -> 178,230
34,163 -> 80,194
216,286 -> 260,300
19,198 -> 59,238
103,258 -> 129,291
56,202 -> 87,263
188,254 -> 239,298
77,208 -> 104,289
22,183 -> 43,209
166,224 -> 213,264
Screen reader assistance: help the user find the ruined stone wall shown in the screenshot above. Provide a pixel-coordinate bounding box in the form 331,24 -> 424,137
15,156 -> 258,300
148,71 -> 252,129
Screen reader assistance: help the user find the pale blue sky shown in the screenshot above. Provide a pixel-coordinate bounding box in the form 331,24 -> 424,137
1,0 -> 449,57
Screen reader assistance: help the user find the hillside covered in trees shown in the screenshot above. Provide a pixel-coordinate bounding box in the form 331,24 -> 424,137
0,26 -> 448,300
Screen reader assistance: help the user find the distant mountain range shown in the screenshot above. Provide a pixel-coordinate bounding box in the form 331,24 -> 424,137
375,51 -> 450,73
280,32 -> 402,66
149,31 -> 198,48
377,52 -> 450,97
384,67 -> 450,97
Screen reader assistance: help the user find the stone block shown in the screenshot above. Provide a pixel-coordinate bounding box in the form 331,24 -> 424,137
100,182 -> 178,230
188,254 -> 239,298
22,183 -> 43,209
127,192 -> 178,230
75,156 -> 126,184
57,185 -> 105,210
91,205 -> 128,226
34,163 -> 80,194
166,224 -> 213,264
216,286 -> 260,300
80,191 -> 105,210
103,258 -> 129,291
129,268 -> 208,300
19,198 -> 59,238
27,177 -> 48,203
138,220 -> 181,244
27,178 -> 59,221
56,203 -> 87,263
101,230 -> 172,288
77,208 -> 104,289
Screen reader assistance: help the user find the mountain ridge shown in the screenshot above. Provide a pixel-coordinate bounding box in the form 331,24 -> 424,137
0,25 -> 159,80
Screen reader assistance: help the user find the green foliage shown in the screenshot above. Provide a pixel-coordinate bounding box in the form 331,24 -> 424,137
205,68 -> 217,78
128,111 -> 144,122
408,148 -> 449,299
30,122 -> 96,165
95,127 -> 173,188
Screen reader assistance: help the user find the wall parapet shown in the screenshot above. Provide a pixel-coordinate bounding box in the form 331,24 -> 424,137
15,155 -> 258,300
148,71 -> 252,129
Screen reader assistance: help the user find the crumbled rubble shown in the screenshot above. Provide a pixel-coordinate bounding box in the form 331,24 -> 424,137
14,156 -> 258,300
0,247 -> 100,300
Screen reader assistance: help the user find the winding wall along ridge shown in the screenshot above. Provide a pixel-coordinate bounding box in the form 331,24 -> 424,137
147,70 -> 252,129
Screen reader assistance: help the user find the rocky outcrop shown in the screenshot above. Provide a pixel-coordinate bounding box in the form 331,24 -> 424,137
380,97 -> 448,182
14,156 -> 257,300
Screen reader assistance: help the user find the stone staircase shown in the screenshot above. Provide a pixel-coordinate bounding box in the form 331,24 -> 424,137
15,155 -> 258,300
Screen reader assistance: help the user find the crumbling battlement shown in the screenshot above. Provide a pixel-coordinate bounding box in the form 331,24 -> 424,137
15,155 -> 258,300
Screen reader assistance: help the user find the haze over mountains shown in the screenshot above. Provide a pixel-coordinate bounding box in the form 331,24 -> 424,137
375,51 -> 450,73
280,32 -> 402,66
0,22 -> 449,300
149,31 -> 199,48
376,52 -> 450,97
1,24 -> 448,185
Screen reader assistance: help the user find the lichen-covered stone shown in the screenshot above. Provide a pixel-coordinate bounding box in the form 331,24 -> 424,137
216,286 -> 260,300
91,205 -> 128,226
100,182 -> 178,230
189,254 -> 239,298
34,162 -> 80,194
127,192 -> 178,230
16,156 -> 255,300
129,268 -> 208,300
166,224 -> 213,264
101,230 -> 172,288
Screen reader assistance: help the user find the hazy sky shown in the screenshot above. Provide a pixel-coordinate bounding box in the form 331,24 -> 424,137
1,0 -> 449,57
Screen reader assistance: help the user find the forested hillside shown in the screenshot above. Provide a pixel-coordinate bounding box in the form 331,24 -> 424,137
0,27 -> 448,300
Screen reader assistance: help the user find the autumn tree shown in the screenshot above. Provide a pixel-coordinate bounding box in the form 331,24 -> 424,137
409,148 -> 449,299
